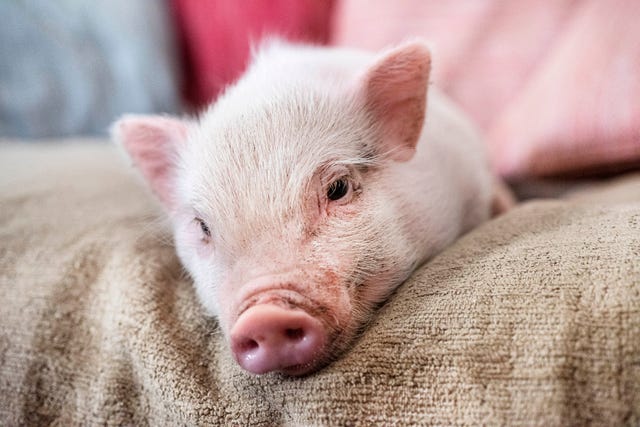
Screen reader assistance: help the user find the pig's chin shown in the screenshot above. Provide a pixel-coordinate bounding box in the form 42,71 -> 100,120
275,355 -> 330,377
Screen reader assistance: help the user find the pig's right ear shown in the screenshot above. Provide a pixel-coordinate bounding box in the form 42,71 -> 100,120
358,41 -> 431,162
112,114 -> 188,210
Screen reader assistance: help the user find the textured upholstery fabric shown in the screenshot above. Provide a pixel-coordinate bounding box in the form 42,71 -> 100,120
1,142 -> 638,425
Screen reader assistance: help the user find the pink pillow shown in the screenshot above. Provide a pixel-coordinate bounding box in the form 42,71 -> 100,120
333,0 -> 640,178
171,0 -> 334,108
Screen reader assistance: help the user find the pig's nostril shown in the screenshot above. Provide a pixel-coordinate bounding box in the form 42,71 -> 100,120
285,328 -> 305,341
237,338 -> 259,353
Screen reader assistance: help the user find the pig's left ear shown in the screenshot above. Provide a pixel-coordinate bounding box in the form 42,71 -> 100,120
112,114 -> 188,210
359,41 -> 431,161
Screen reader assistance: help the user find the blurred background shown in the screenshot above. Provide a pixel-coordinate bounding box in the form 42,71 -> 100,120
0,0 -> 334,139
0,0 -> 638,179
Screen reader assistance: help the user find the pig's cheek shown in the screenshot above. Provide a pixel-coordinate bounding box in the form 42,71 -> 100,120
177,219 -> 214,258
195,239 -> 213,258
172,223 -> 220,316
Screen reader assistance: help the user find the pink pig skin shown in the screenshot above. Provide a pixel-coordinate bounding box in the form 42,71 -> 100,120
113,40 -> 497,376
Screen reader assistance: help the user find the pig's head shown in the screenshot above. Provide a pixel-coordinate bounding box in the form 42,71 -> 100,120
113,41 -> 431,375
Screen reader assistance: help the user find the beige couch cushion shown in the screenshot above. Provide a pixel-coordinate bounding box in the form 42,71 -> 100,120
1,141 -> 638,425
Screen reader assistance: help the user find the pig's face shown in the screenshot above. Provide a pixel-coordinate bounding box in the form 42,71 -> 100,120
114,41 -> 431,375
174,93 -> 420,374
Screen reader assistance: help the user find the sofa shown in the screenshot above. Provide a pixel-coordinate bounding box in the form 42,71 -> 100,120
1,1 -> 639,425
1,141 -> 638,425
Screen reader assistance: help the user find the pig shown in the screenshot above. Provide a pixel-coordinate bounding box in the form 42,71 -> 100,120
113,39 -> 506,376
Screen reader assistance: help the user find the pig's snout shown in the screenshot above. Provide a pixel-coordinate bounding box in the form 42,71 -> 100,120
230,304 -> 326,375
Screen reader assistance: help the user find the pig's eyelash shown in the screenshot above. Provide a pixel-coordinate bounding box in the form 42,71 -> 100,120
194,216 -> 212,239
327,177 -> 350,201
325,174 -> 363,205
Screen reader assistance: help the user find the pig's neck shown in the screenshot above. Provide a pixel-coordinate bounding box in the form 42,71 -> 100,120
396,88 -> 493,265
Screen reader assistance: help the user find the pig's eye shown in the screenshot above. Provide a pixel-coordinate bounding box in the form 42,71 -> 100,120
195,217 -> 211,239
327,177 -> 350,201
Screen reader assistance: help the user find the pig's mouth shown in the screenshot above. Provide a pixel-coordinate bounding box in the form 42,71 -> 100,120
278,360 -> 326,376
